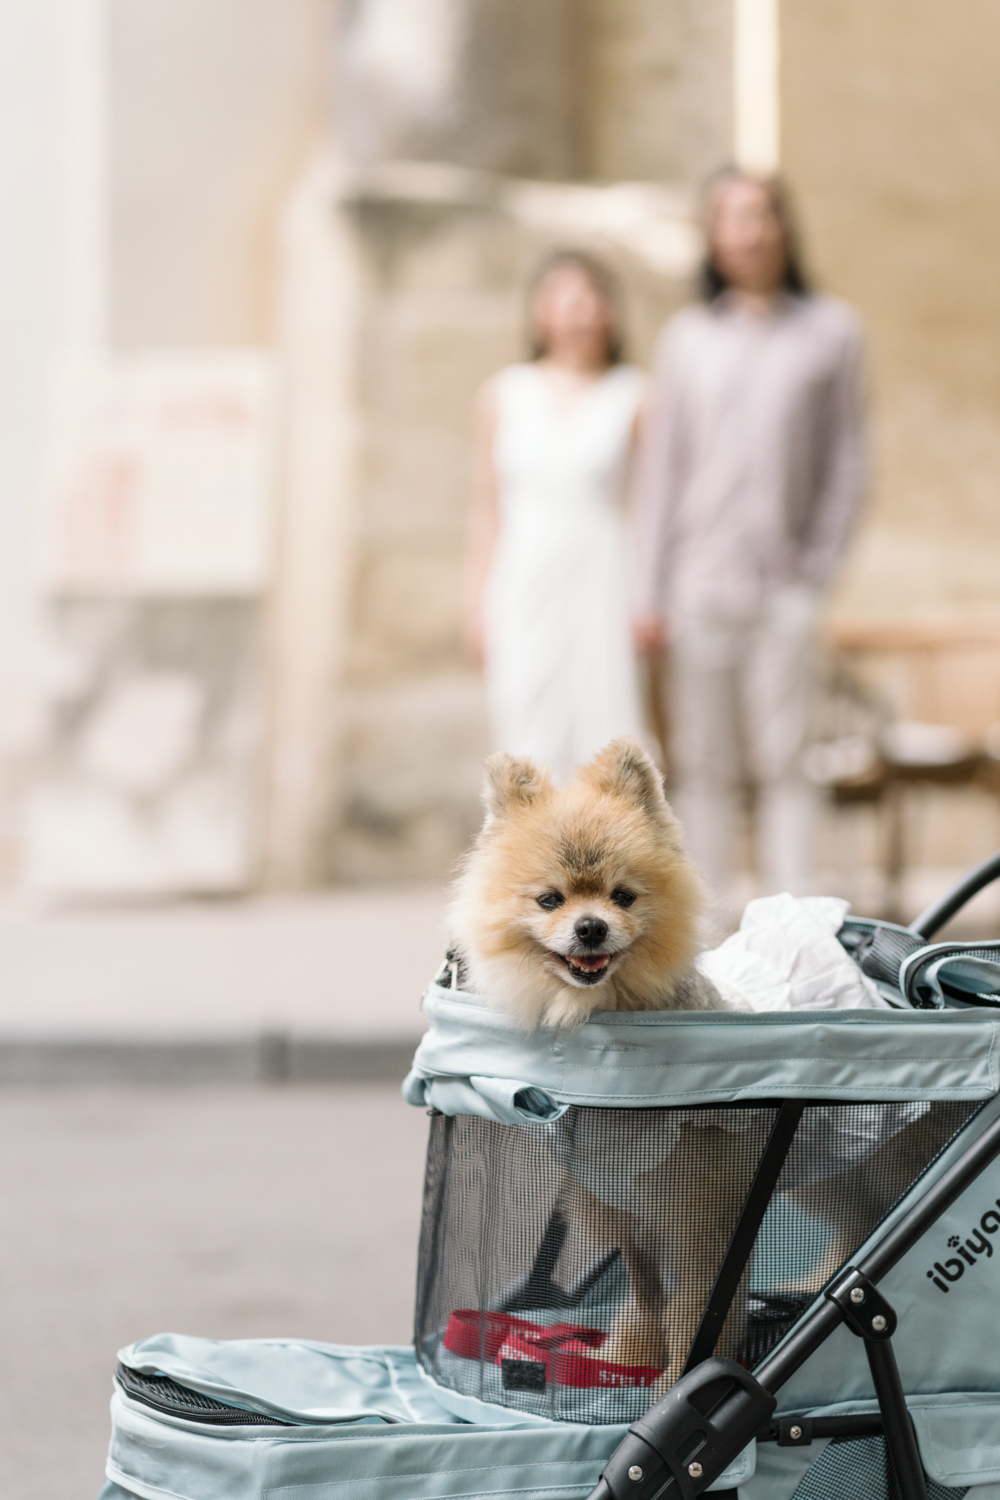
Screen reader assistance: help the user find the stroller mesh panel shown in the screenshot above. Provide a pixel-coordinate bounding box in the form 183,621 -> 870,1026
415,1101 -> 979,1423
788,1436 -> 966,1500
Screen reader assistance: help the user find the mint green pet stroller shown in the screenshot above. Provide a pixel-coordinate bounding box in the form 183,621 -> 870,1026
100,856 -> 1000,1500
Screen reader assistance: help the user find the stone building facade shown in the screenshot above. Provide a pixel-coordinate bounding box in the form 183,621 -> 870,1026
5,0 -> 1000,891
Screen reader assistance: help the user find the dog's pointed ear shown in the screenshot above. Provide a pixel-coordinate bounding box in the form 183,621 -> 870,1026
482,752 -> 553,822
580,738 -> 667,816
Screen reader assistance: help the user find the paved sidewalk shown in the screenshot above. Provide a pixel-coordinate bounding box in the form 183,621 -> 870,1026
0,1083 -> 430,1500
1,867 -> 996,1084
0,886 -> 448,1081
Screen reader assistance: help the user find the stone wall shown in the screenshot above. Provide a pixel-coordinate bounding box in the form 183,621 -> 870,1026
782,0 -> 1000,619
581,0 -> 732,184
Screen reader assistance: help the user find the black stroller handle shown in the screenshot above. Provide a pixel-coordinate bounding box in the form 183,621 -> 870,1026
908,849 -> 1000,940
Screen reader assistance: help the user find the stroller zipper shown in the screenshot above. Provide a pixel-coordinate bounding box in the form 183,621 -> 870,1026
116,1363 -> 294,1427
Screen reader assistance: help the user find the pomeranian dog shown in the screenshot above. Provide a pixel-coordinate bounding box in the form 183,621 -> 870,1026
449,737 -> 738,1385
449,737 -> 721,1029
446,737 -> 949,1389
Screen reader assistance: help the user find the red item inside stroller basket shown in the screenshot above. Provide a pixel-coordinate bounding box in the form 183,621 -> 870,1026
441,1309 -> 663,1391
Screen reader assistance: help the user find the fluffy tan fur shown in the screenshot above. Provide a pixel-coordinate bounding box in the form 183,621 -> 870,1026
450,738 -> 721,1028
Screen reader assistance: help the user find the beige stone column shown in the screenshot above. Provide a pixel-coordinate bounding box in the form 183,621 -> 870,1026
733,0 -> 779,172
264,154 -> 364,885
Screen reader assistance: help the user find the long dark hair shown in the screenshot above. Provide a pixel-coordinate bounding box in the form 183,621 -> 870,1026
699,167 -> 811,301
527,250 -> 625,365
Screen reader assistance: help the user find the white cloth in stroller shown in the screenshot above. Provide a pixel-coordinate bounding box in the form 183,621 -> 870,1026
697,893 -> 887,1013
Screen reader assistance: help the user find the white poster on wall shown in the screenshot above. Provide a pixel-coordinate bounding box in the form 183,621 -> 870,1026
41,351 -> 277,595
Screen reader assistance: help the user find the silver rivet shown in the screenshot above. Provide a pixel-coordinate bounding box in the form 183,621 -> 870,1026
850,1287 -> 865,1304
688,1462 -> 703,1479
789,1424 -> 803,1440
628,1467 -> 644,1482
871,1314 -> 887,1332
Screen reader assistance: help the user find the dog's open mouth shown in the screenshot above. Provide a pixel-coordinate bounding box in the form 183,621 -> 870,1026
560,952 -> 612,985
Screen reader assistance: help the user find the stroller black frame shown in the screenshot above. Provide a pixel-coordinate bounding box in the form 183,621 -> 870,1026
586,851 -> 1000,1500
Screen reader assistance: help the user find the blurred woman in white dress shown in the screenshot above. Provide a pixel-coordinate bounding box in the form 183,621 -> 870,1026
465,253 -> 648,783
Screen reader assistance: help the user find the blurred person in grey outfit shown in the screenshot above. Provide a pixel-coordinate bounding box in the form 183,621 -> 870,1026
632,170 -> 867,901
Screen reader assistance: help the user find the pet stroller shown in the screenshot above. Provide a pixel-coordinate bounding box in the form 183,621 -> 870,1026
100,855 -> 1000,1500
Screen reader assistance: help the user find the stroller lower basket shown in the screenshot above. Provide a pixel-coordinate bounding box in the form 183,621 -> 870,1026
788,1436 -> 966,1500
415,1101 -> 980,1425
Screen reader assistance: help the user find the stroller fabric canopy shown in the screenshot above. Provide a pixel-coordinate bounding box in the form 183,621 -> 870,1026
402,986 -> 1000,1123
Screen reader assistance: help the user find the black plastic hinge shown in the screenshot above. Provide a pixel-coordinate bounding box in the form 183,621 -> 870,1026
826,1268 -> 897,1341
592,1357 -> 776,1499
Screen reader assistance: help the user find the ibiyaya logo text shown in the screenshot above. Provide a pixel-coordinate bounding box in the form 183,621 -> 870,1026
926,1200 -> 1000,1291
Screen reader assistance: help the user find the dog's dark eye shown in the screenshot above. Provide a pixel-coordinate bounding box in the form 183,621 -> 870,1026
536,892 -> 565,911
610,887 -> 637,908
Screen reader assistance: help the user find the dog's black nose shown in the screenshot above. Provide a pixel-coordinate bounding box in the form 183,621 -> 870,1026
574,916 -> 609,948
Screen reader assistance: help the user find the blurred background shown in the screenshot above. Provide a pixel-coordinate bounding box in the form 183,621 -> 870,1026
4,2 -> 1000,1495
3,0 -> 1000,920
